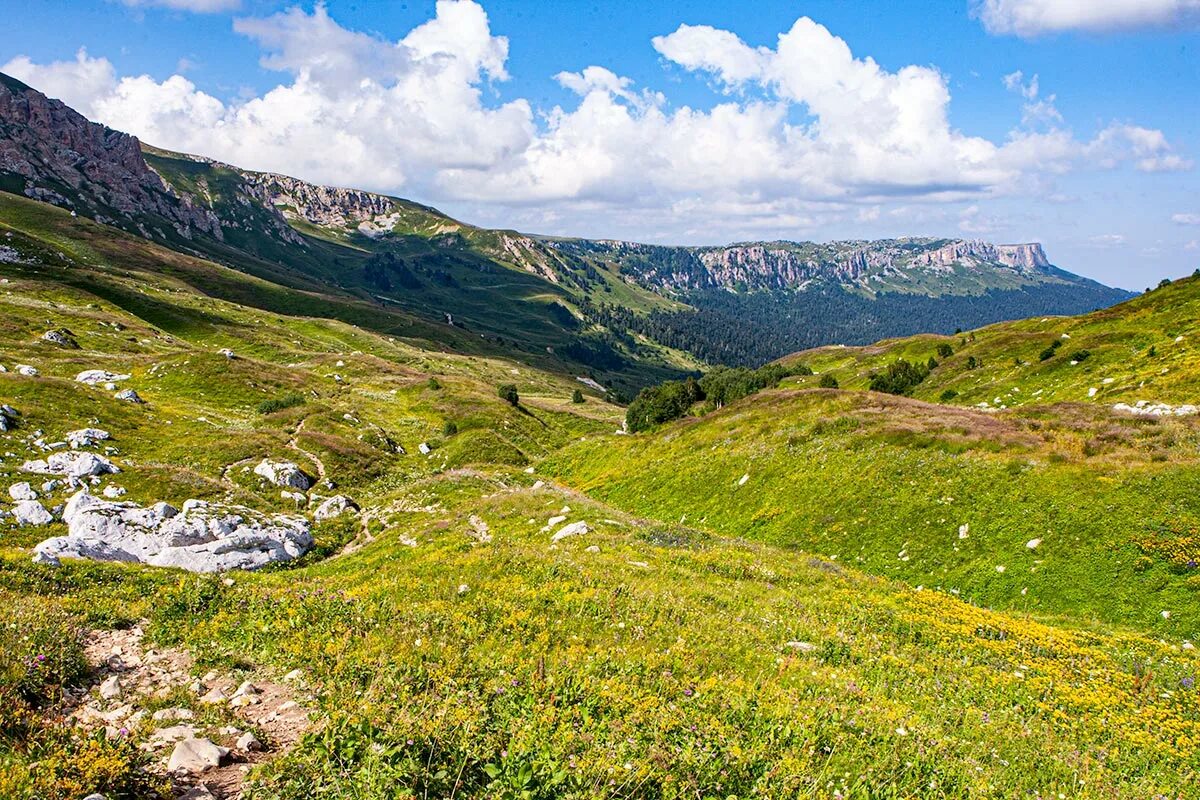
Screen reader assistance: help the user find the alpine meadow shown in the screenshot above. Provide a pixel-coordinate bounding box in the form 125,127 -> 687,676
1,2 -> 1199,799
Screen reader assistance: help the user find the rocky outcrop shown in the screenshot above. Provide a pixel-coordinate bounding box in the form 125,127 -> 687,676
22,451 -> 119,479
0,73 -> 222,240
242,172 -> 395,228
911,240 -> 1049,272
33,491 -> 313,572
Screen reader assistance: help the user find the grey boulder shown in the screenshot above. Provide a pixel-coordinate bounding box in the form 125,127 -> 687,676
253,459 -> 312,490
33,491 -> 312,573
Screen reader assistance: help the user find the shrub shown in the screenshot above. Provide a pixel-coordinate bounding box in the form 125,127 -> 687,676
966,356 -> 980,370
940,389 -> 959,401
442,421 -> 458,436
927,357 -> 939,371
1038,340 -> 1062,362
498,384 -> 519,407
427,377 -> 441,390
1068,350 -> 1091,362
819,374 -> 839,389
571,389 -> 584,404
936,343 -> 954,358
256,393 -> 306,414
868,359 -> 929,396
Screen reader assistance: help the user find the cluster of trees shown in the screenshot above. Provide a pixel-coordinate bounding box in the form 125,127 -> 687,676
868,359 -> 932,395
625,363 -> 812,432
583,283 -> 1128,369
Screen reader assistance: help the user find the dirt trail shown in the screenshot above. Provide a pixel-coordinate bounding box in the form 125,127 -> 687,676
67,624 -> 317,799
286,417 -> 327,484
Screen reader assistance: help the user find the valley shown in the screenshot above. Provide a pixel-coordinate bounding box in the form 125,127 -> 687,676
0,67 -> 1197,800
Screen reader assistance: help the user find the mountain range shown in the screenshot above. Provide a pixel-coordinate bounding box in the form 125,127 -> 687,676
0,70 -> 1132,394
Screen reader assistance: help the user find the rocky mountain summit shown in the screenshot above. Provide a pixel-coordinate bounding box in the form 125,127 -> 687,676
0,73 -> 222,241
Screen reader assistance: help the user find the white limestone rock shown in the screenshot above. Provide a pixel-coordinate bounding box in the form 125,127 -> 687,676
13,500 -> 53,526
32,491 -> 313,573
66,428 -> 111,448
253,459 -> 312,490
9,481 -> 37,501
314,494 -> 358,520
551,520 -> 590,543
167,737 -> 228,774
22,451 -> 119,479
76,370 -> 130,385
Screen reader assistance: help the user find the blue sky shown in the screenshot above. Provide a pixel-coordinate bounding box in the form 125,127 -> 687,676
4,0 -> 1199,288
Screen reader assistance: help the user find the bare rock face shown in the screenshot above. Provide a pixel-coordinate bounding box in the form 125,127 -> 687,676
32,491 -> 313,572
243,172 -> 394,227
314,494 -> 357,520
0,74 -> 222,240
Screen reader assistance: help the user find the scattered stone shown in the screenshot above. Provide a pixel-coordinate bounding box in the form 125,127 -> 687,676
1113,400 -> 1199,417
150,724 -> 196,746
314,495 -> 358,520
76,369 -> 131,385
114,388 -> 144,403
102,485 -> 126,498
281,669 -> 304,684
784,641 -> 818,653
66,428 -> 111,448
0,405 -> 16,432
199,687 -> 229,705
585,545 -> 601,553
178,786 -> 217,800
16,364 -> 39,376
32,492 -> 313,573
551,520 -> 590,543
236,731 -> 262,751
41,328 -> 79,348
467,514 -> 492,543
546,514 -> 567,528
13,500 -> 53,526
1026,538 -> 1042,550
168,738 -> 228,774
22,451 -> 119,478
233,681 -> 260,699
98,675 -> 122,700
9,481 -> 37,501
738,473 -> 750,486
418,442 -> 432,455
958,524 -> 970,540
218,348 -> 236,359
253,459 -> 312,491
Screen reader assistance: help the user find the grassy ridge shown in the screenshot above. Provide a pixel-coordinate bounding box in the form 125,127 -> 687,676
781,274 -> 1200,408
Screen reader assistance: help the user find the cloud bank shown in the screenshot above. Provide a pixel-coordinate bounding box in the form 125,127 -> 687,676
977,0 -> 1200,37
2,1 -> 1191,243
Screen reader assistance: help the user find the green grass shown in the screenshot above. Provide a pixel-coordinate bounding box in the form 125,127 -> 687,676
2,193 -> 1200,797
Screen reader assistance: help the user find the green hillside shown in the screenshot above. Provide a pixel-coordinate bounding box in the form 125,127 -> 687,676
1,170 -> 1199,799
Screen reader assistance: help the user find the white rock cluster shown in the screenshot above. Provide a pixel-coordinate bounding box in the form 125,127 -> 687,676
1112,401 -> 1199,417
33,491 -> 313,572
22,451 -> 119,480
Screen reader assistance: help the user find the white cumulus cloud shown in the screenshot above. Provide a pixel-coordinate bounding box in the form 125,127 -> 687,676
1,2 -> 1191,243
977,0 -> 1200,37
1172,213 -> 1200,225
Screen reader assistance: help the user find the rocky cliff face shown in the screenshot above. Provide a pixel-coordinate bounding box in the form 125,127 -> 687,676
0,73 -> 222,241
242,172 -> 394,228
560,236 -> 1060,297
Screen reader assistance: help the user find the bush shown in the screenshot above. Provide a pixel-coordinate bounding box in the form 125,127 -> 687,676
256,393 -> 306,414
427,377 -> 441,390
442,421 -> 458,436
571,389 -> 584,403
1068,350 -> 1091,362
966,356 -> 980,370
498,384 -> 519,407
819,374 -> 839,389
940,389 -> 959,401
936,343 -> 954,358
868,359 -> 929,396
927,357 -> 939,371
1038,340 -> 1062,362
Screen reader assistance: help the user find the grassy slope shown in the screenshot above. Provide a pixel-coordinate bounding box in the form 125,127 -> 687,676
1,199 -> 1199,797
780,274 -> 1200,407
